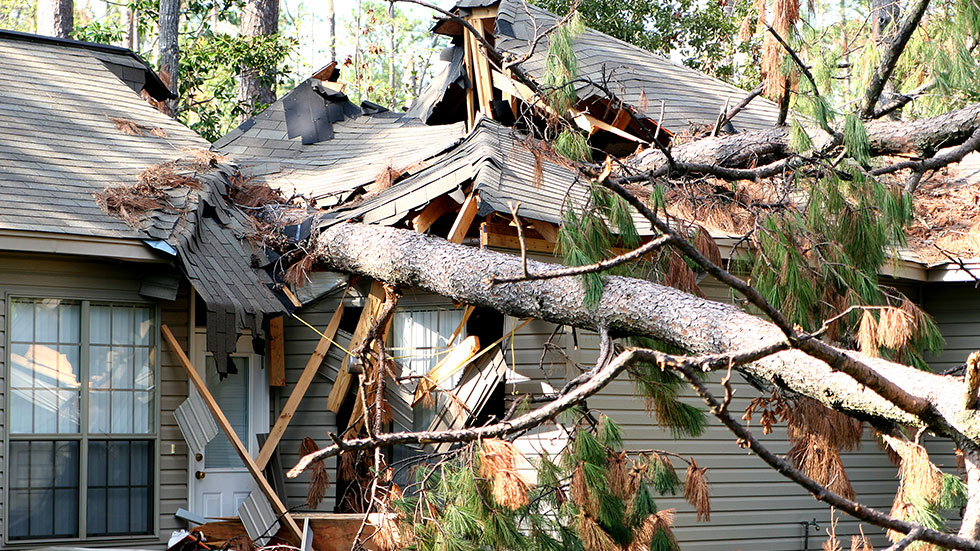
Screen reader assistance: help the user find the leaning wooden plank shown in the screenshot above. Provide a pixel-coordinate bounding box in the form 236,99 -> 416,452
413,335 -> 481,406
268,316 -> 286,387
447,192 -> 479,244
257,300 -> 346,470
160,324 -> 304,542
326,281 -> 388,413
462,29 -> 477,130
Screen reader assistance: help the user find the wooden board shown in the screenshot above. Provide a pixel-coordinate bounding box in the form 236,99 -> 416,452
447,193 -> 479,244
268,316 -> 286,387
412,195 -> 458,233
257,301 -> 346,470
193,515 -> 391,551
160,324 -> 303,541
326,282 -> 388,413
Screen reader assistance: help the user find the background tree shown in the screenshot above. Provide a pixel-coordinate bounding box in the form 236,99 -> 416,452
239,0 -> 280,119
158,0 -> 180,116
36,0 -> 72,38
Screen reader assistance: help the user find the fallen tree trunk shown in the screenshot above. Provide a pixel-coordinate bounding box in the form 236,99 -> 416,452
312,222 -> 980,445
630,102 -> 980,174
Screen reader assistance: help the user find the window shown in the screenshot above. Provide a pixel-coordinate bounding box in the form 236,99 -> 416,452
7,298 -> 156,541
390,308 -> 466,431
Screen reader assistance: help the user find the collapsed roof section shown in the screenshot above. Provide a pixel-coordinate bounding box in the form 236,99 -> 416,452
422,0 -> 780,135
0,32 -> 287,375
214,79 -> 467,206
318,117 -> 654,235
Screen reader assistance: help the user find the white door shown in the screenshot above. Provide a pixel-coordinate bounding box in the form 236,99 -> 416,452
189,331 -> 269,518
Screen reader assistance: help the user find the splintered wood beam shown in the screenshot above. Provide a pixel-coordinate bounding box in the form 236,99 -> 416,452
413,335 -> 481,406
467,17 -> 495,118
572,112 -> 648,144
268,316 -> 286,387
326,282 -> 388,413
160,324 -> 303,542
257,300 -> 346,470
412,195 -> 459,233
462,29 -> 477,129
447,192 -> 479,244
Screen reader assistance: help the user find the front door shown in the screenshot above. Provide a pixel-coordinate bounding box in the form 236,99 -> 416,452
189,330 -> 269,518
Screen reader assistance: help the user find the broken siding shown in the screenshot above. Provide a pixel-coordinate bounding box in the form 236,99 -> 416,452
504,276 -> 907,551
0,253 -> 190,547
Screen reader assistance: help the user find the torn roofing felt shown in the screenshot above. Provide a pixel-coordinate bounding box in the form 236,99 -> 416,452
0,33 -> 286,376
405,44 -> 468,124
432,0 -> 782,134
213,79 -> 467,206
316,117 -> 654,233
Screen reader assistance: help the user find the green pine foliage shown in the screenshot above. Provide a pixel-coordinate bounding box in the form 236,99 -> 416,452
554,129 -> 593,162
544,13 -> 584,114
629,337 -> 707,438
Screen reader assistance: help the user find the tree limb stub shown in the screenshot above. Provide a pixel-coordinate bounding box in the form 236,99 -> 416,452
310,222 -> 980,445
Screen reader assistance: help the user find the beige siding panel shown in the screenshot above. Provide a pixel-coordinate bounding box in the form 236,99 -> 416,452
0,252 -> 189,548
277,297 -> 343,512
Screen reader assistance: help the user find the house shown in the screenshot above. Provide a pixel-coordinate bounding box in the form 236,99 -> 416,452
0,30 -> 289,547
0,1 -> 977,551
207,1 -> 975,549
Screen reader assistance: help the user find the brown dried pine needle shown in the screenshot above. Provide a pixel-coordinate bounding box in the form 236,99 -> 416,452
299,437 -> 330,508
479,439 -> 533,510
857,310 -> 880,357
684,459 -> 711,522
579,513 -> 615,551
876,306 -> 914,350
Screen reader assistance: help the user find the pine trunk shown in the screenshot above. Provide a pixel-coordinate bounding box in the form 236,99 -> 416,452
36,0 -> 73,38
964,449 -> 980,540
309,221 -> 980,446
325,0 -> 336,62
158,0 -> 180,117
240,0 -> 280,120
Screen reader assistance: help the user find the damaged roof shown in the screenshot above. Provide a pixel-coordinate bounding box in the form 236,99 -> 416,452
214,79 -> 467,206
0,33 -> 201,239
319,116 -> 653,233
438,0 -> 782,133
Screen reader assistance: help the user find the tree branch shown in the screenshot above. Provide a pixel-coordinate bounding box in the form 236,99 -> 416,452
859,0 -> 931,119
669,361 -> 980,551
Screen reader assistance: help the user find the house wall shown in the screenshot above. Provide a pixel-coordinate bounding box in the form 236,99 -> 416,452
277,273 -> 971,551
0,252 -> 190,549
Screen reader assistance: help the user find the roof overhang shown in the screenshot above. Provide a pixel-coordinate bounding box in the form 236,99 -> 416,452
0,229 -> 169,263
926,260 -> 980,283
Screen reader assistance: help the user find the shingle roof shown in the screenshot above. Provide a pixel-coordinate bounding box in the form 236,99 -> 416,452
214,84 -> 467,206
486,0 -> 782,133
318,117 -> 653,233
0,33 -> 288,372
0,34 -> 204,239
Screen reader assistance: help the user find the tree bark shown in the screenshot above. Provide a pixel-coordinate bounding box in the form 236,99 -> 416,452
325,0 -> 336,62
310,222 -> 980,446
963,448 -> 980,541
36,0 -> 73,38
158,0 -> 180,117
240,0 -> 280,120
629,102 -> 980,176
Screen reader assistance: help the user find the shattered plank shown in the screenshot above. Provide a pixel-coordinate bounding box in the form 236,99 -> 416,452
530,220 -> 560,243
268,316 -> 286,387
326,281 -> 389,413
462,28 -> 478,129
413,335 -> 481,406
257,299 -> 347,470
160,324 -> 303,541
467,17 -> 495,118
447,192 -> 479,244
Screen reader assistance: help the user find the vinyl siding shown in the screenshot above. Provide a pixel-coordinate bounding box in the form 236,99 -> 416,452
0,252 -> 190,549
503,276 -> 907,551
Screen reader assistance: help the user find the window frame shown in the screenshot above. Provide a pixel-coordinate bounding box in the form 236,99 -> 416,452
4,294 -> 161,545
